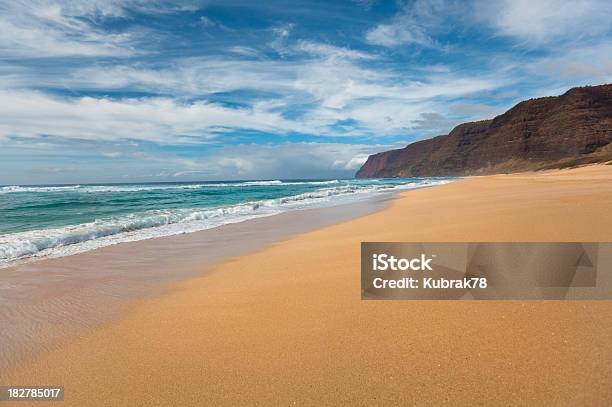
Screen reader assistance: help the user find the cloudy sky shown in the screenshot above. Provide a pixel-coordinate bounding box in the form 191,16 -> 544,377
1,0 -> 611,184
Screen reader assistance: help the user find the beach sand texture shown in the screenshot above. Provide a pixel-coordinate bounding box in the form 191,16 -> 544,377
3,165 -> 612,406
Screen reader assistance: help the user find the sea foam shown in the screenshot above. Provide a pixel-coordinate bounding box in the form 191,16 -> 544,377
0,179 -> 452,267
0,180 -> 341,194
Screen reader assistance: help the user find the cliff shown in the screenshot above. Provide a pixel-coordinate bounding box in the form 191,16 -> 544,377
356,84 -> 612,178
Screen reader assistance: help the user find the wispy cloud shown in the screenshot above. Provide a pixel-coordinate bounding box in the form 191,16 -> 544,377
0,1 -> 132,57
475,0 -> 612,45
1,0 -> 610,183
365,0 -> 458,47
0,0 -> 205,58
368,0 -> 612,49
0,58 -> 504,143
295,40 -> 376,60
0,90 -> 308,144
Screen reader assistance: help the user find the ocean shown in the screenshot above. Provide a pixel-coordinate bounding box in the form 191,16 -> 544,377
0,178 -> 453,267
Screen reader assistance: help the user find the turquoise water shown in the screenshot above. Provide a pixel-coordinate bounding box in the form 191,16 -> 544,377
0,178 -> 453,266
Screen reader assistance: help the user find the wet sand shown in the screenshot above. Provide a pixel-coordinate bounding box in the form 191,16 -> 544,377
3,165 -> 612,405
0,196 -> 390,373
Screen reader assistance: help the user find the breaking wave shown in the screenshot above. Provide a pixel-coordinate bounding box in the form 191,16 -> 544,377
0,180 -> 341,194
0,179 -> 452,267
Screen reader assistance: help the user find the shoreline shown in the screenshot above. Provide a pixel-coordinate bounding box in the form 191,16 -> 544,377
1,178 -> 453,270
3,165 -> 612,405
0,191 -> 396,373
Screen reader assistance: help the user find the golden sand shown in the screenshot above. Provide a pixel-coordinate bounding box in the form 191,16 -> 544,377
3,165 -> 612,406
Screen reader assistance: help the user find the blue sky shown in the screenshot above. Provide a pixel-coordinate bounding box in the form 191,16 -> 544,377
1,0 -> 611,184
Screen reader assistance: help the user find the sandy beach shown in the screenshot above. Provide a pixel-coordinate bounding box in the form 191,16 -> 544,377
3,165 -> 612,405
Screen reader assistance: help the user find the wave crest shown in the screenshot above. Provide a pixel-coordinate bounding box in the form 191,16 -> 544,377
0,179 -> 452,266
0,180 -> 341,194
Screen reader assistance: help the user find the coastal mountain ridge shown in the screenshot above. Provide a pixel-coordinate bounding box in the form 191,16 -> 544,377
356,84 -> 612,178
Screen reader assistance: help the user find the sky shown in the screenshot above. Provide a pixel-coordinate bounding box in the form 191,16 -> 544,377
1,0 -> 611,184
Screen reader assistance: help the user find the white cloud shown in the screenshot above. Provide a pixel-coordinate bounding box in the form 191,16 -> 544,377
0,0 -> 200,58
295,41 -> 376,60
0,139 -> 396,183
0,90 -> 309,143
217,157 -> 255,175
365,0 -> 455,47
199,15 -> 230,30
267,22 -> 295,55
0,70 -> 500,143
0,41 -> 504,140
202,142 -> 392,179
336,153 -> 370,170
66,58 -> 298,95
228,46 -> 262,58
0,13 -> 135,58
0,1 -> 509,149
527,42 -> 612,83
366,21 -> 432,48
271,23 -> 294,39
476,0 -> 612,44
367,0 -> 612,48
